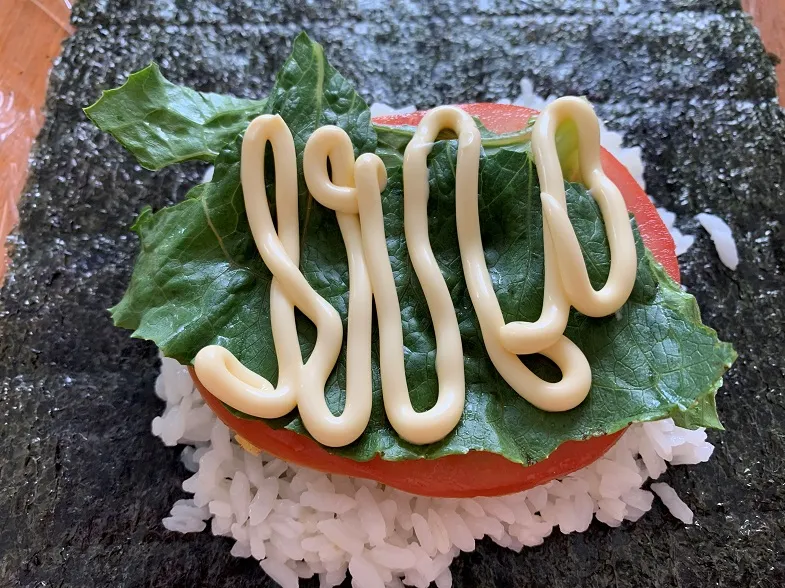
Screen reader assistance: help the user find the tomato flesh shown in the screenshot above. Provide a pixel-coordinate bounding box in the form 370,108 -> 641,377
194,103 -> 679,498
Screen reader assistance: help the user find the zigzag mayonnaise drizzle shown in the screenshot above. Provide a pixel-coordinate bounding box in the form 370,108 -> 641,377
194,98 -> 637,448
194,115 -> 372,448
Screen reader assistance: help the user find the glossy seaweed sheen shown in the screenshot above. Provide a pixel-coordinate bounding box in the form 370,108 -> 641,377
3,1 -> 783,587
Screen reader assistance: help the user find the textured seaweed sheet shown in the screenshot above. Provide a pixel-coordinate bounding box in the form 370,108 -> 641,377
1,1 -> 784,586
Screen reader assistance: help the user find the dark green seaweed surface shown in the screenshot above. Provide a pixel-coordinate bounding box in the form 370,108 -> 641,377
1,1 -> 783,587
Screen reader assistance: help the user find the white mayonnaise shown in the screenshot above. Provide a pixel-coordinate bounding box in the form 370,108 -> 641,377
194,98 -> 637,447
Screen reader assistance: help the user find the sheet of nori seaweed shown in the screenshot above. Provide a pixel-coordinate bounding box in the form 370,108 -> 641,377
1,1 -> 783,586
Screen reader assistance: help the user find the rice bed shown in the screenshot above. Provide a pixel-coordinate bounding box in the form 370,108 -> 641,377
155,357 -> 712,588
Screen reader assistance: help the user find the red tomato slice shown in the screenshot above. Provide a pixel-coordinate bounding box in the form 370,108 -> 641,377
195,103 -> 679,498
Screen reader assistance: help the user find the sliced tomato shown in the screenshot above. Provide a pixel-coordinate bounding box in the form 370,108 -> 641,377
195,103 -> 679,498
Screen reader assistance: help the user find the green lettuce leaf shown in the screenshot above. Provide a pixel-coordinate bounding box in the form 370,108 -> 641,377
84,63 -> 266,170
103,34 -> 735,465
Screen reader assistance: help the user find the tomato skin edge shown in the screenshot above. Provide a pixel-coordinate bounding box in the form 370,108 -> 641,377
196,373 -> 627,498
192,103 -> 679,498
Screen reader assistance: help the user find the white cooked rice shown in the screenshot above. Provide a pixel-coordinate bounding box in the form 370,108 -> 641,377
656,208 -> 696,257
152,83 -> 721,587
696,212 -> 739,270
156,358 -> 714,588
